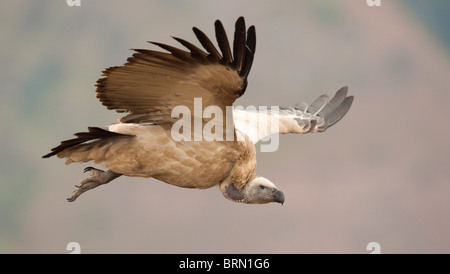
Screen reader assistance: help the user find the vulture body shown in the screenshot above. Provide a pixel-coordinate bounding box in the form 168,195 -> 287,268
43,17 -> 353,204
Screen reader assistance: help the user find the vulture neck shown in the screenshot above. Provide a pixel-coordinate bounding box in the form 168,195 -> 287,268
219,132 -> 257,203
219,177 -> 249,204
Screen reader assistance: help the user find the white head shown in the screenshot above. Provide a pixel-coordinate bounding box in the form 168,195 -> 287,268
220,176 -> 285,205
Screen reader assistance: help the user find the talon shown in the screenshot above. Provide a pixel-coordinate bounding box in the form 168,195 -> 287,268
66,170 -> 121,202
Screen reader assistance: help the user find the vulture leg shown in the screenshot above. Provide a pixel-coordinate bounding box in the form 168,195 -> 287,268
67,167 -> 122,202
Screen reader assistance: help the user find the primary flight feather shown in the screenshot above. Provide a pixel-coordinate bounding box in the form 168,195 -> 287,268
43,17 -> 353,204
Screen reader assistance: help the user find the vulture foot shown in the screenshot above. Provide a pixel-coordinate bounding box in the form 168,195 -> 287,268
67,168 -> 121,202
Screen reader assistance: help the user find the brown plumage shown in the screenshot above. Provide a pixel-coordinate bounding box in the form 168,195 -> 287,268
43,17 -> 353,204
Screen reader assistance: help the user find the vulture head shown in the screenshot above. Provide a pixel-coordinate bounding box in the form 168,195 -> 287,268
220,176 -> 285,205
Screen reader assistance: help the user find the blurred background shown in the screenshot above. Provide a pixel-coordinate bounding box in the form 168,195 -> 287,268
1,0 -> 449,253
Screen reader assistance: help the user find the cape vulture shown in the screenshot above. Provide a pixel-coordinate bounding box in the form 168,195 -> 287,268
43,17 -> 353,204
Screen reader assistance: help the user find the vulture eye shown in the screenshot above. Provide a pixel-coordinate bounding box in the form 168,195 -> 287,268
259,185 -> 266,190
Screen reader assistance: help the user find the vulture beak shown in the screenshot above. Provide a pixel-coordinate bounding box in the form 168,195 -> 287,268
272,188 -> 285,205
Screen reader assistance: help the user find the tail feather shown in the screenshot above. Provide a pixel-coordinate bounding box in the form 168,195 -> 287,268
42,127 -> 133,159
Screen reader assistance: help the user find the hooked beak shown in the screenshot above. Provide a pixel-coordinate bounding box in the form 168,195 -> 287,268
272,188 -> 285,205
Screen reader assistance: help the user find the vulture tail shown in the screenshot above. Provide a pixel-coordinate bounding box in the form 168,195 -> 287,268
42,127 -> 133,159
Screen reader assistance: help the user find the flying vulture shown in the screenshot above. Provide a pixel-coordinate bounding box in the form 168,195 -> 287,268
43,17 -> 353,204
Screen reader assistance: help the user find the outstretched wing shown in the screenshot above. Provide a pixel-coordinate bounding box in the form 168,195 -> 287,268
96,17 -> 256,125
233,87 -> 354,144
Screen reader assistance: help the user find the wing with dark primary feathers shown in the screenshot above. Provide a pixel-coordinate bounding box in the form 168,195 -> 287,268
96,17 -> 256,124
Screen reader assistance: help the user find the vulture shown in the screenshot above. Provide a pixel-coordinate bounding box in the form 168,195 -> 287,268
43,17 -> 353,204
